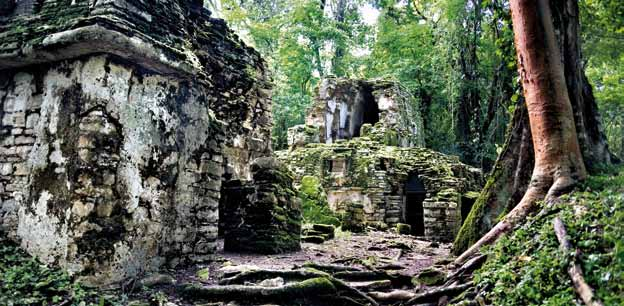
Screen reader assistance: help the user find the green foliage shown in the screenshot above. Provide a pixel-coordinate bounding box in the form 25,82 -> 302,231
0,233 -> 123,306
581,0 -> 624,158
217,0 -> 371,150
298,176 -> 341,226
472,168 -> 624,305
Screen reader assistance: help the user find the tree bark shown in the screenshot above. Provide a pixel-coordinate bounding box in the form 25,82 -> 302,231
550,0 -> 617,169
454,0 -> 588,264
453,0 -> 617,257
453,99 -> 533,255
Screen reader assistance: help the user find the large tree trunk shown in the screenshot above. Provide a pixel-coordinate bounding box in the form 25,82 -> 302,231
453,0 -> 616,257
454,0 -> 589,263
551,0 -> 616,169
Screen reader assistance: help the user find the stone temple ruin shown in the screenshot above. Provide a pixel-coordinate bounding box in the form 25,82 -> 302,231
279,78 -> 483,242
290,78 -> 425,148
0,0 -> 302,287
0,0 -> 482,290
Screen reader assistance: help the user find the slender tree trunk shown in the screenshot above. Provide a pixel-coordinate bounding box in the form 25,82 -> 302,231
453,99 -> 533,254
621,123 -> 624,159
454,0 -> 588,263
329,0 -> 347,77
455,0 -> 482,166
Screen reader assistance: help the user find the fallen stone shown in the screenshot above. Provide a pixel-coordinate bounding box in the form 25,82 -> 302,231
139,274 -> 175,288
413,267 -> 446,286
301,235 -> 325,244
395,223 -> 412,235
312,224 -> 336,239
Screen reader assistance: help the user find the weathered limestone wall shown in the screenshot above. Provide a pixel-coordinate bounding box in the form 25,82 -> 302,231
302,78 -> 424,147
0,0 -> 273,286
0,0 -> 273,180
0,56 -> 224,286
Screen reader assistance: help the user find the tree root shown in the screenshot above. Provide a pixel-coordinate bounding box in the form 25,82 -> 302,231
180,277 -> 338,304
301,262 -> 363,273
330,277 -> 380,306
553,217 -> 604,306
181,276 -> 379,306
454,172 -> 580,265
444,254 -> 487,286
405,282 -> 473,305
368,290 -> 416,302
219,268 -> 329,285
333,270 -> 412,288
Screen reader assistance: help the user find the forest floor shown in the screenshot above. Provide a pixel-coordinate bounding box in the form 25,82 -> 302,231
151,230 -> 451,305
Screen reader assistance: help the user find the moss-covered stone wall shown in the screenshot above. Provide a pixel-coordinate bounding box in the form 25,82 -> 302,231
277,137 -> 482,242
0,0 -> 273,286
220,157 -> 301,254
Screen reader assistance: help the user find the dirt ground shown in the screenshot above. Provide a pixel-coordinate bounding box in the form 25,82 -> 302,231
208,230 -> 450,281
135,230 -> 452,305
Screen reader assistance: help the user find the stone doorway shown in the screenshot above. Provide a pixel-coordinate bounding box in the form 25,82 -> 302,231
351,85 -> 380,137
405,174 -> 427,236
461,195 -> 476,225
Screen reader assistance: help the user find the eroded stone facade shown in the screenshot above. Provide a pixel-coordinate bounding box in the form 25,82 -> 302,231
0,0 -> 272,286
289,78 -> 424,148
277,138 -> 482,241
279,79 -> 481,241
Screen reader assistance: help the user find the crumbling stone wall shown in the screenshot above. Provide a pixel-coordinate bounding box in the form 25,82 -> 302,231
221,157 -> 301,254
277,137 -> 482,242
0,0 -> 272,286
296,78 -> 424,147
0,56 -> 225,286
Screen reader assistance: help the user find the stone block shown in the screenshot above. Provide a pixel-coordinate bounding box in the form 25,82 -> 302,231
222,158 -> 301,254
25,114 -> 38,129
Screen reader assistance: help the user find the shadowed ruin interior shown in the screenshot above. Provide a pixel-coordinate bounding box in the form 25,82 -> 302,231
350,84 -> 380,138
404,173 -> 426,236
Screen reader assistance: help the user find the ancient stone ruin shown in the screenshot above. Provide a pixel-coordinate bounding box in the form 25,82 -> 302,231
279,79 -> 482,242
293,78 -> 425,148
220,157 -> 301,254
0,0 -> 286,287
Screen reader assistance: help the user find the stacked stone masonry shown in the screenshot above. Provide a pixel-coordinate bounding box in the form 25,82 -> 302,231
277,139 -> 483,242
279,79 -> 482,241
289,78 -> 424,148
0,0 -> 272,287
220,157 -> 302,254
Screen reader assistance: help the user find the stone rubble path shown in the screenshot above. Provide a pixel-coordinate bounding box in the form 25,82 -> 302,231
133,230 -> 453,306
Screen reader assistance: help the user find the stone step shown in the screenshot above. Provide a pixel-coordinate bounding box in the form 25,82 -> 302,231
301,235 -> 325,244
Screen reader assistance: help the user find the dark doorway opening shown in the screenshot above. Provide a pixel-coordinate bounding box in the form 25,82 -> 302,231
351,86 -> 380,137
460,195 -> 476,225
405,174 -> 426,236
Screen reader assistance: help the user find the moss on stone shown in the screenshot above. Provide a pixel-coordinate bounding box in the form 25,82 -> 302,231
395,223 -> 411,235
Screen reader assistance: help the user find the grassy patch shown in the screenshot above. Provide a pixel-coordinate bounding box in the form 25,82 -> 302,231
471,167 -> 624,305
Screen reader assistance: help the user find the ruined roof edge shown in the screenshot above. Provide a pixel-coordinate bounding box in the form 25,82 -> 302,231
0,24 -> 199,76
0,0 -> 265,79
